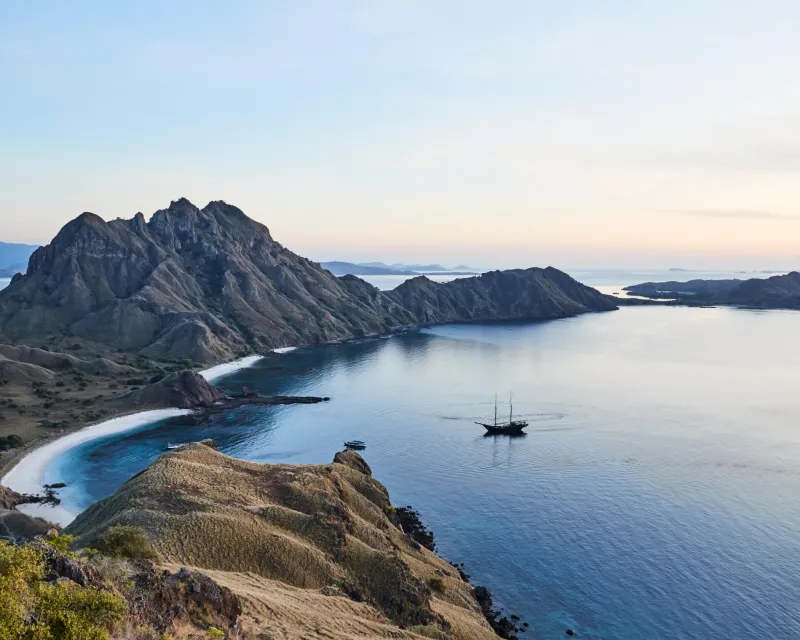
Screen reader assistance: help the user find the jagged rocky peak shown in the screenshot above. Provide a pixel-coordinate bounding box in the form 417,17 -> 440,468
146,198 -> 273,254
27,210 -> 144,274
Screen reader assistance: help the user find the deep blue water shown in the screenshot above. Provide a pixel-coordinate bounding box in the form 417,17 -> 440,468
47,306 -> 800,639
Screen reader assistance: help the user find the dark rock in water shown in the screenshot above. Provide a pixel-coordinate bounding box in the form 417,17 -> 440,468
44,482 -> 67,489
0,198 -> 616,363
566,629 -> 575,636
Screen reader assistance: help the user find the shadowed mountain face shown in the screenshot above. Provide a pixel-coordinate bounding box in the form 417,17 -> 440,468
0,199 -> 616,363
624,272 -> 800,308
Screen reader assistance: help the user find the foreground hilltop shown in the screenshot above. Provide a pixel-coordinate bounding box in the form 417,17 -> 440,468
66,442 -> 502,639
0,198 -> 615,364
624,271 -> 800,308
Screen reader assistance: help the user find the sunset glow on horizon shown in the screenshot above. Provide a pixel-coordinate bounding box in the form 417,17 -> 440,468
1,2 -> 799,269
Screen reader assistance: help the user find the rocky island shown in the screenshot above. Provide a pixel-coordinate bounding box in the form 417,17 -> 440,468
624,271 -> 800,309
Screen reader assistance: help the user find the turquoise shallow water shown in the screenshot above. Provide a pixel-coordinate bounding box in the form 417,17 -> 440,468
48,306 -> 800,639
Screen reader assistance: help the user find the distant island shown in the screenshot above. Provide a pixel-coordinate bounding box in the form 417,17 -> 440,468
321,260 -> 480,277
319,261 -> 417,276
0,262 -> 27,278
624,272 -> 800,309
0,241 -> 38,277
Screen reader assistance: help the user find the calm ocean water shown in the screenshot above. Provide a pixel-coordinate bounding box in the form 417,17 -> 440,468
46,305 -> 800,639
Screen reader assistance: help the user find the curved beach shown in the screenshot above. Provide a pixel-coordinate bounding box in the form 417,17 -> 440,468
2,408 -> 190,524
1,354 -> 267,526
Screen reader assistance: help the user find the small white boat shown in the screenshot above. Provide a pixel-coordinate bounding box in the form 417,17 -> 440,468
166,443 -> 182,450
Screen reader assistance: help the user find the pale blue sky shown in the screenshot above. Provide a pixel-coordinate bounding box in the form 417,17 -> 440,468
1,1 -> 799,268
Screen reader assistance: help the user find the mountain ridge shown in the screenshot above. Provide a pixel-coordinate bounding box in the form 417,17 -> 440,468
0,199 -> 616,364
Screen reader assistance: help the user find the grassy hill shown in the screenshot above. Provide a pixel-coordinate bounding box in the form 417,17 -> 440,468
66,443 -> 501,639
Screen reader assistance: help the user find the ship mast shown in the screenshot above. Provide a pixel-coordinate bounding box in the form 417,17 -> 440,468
509,392 -> 513,424
494,393 -> 497,427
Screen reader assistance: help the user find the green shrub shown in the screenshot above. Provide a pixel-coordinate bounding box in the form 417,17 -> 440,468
45,532 -> 75,555
97,526 -> 160,561
207,627 -> 225,638
0,540 -> 126,639
427,577 -> 446,593
0,435 -> 23,451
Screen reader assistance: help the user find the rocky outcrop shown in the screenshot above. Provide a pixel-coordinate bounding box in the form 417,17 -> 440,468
0,198 -> 616,364
0,485 -> 23,509
27,537 -> 242,637
66,443 -> 499,639
114,371 -> 226,409
333,448 -> 373,475
126,561 -> 242,636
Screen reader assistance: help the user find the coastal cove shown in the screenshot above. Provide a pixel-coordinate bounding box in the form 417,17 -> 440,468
18,305 -> 800,640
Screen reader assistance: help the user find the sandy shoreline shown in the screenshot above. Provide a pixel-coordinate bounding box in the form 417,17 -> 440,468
1,354 -> 270,526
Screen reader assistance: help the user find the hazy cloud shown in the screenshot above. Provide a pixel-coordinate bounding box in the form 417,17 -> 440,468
678,210 -> 798,221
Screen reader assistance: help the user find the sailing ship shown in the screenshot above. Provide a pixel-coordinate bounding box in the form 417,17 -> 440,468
476,393 -> 528,434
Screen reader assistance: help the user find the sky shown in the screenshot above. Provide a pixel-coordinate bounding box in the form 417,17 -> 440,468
1,1 -> 799,269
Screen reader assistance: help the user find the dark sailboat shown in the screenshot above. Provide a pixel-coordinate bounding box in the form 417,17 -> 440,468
476,393 -> 528,434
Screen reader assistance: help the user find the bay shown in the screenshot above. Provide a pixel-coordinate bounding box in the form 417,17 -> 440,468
44,305 -> 800,639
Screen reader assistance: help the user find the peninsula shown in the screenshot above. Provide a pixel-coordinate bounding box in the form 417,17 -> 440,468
624,271 -> 800,309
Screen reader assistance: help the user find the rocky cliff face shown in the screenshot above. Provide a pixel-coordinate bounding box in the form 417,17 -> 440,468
0,199 -> 615,363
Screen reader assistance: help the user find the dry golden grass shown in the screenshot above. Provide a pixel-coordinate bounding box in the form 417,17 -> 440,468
67,444 -> 497,639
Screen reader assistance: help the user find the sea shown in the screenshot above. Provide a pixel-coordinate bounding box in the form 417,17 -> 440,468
13,268 -> 800,639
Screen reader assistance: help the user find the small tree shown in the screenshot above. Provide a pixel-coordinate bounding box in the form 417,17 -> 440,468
97,526 -> 160,561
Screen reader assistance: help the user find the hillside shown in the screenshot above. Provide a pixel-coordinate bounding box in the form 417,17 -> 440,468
66,442 -> 502,639
624,272 -> 800,308
0,198 -> 615,365
386,268 -> 615,324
